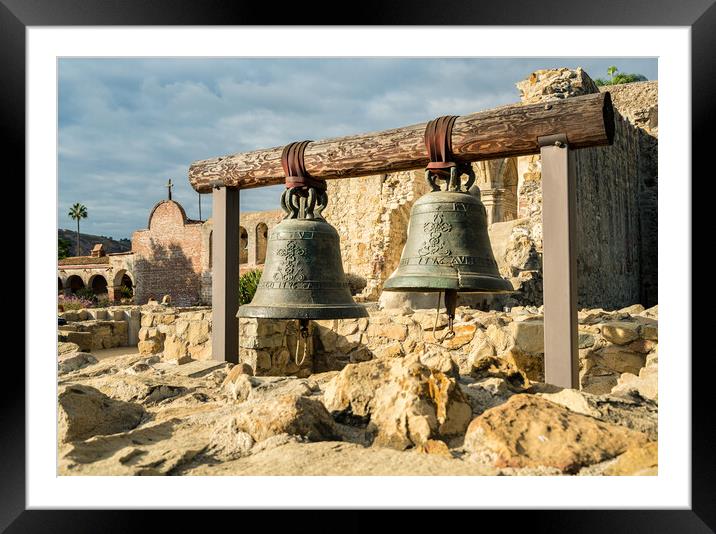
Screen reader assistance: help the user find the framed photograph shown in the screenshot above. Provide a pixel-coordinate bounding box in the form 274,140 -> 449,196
8,0 -> 709,528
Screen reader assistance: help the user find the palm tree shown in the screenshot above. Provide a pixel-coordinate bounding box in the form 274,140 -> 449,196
68,203 -> 88,257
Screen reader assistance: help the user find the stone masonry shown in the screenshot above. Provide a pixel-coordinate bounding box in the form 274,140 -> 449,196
120,300 -> 656,398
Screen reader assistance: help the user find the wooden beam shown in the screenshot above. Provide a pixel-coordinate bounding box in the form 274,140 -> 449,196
189,91 -> 614,193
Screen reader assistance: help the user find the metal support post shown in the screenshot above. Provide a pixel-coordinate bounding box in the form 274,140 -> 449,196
211,185 -> 240,363
539,134 -> 579,389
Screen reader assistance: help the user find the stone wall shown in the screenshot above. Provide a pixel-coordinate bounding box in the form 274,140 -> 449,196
136,306 -> 213,362
237,210 -> 285,267
308,303 -> 657,395
497,69 -> 658,309
58,305 -> 141,351
322,170 -> 432,299
606,81 -> 658,306
243,304 -> 656,394
123,302 -> 656,397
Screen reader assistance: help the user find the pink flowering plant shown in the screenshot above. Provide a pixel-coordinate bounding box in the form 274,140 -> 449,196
58,294 -> 96,311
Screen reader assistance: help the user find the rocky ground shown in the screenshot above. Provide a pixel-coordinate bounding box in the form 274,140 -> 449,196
57,306 -> 658,476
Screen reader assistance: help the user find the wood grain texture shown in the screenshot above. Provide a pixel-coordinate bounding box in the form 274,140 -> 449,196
189,92 -> 614,192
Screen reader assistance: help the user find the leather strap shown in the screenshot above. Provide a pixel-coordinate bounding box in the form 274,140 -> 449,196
281,140 -> 327,190
424,115 -> 459,176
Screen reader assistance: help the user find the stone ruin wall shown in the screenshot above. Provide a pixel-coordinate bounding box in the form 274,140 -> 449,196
321,170 -> 432,300
58,305 -> 141,352
499,69 -> 658,309
115,302 -> 657,396
236,209 -> 285,268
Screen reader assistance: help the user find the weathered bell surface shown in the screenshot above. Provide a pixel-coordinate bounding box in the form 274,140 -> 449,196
384,168 -> 513,294
238,186 -> 368,320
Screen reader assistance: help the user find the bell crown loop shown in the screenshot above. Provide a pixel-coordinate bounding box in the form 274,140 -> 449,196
280,140 -> 328,220
424,115 -> 475,193
281,186 -> 328,221
425,164 -> 476,193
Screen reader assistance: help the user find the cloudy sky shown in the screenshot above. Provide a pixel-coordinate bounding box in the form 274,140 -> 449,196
58,57 -> 657,240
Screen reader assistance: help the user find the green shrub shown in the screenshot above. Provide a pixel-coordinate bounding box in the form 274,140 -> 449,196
239,269 -> 262,305
75,287 -> 98,303
594,65 -> 647,87
119,284 -> 133,300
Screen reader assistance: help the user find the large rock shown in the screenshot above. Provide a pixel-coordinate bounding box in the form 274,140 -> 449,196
58,385 -> 145,443
65,331 -> 93,352
611,366 -> 658,401
601,321 -> 641,345
58,341 -> 80,355
323,359 -> 393,417
138,337 -> 163,355
233,394 -> 338,442
469,355 -> 528,389
58,352 -> 98,374
509,320 -> 544,354
440,323 -> 477,350
604,441 -> 657,476
516,67 -> 600,104
82,375 -> 187,405
464,394 -> 649,473
324,357 -> 471,450
163,334 -> 189,360
368,360 -> 472,449
460,376 -> 516,416
580,345 -> 646,394
222,368 -> 253,402
208,417 -> 256,461
419,350 -> 460,378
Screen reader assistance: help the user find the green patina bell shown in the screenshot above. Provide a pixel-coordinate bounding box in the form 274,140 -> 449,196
384,165 -> 512,336
384,166 -> 513,294
237,185 -> 368,321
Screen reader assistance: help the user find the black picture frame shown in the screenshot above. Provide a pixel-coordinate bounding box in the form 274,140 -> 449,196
5,0 -> 709,530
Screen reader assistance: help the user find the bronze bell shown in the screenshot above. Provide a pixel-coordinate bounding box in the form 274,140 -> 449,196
383,164 -> 512,335
237,185 -> 368,322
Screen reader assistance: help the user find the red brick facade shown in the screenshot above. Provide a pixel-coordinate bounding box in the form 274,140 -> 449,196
132,200 -> 206,306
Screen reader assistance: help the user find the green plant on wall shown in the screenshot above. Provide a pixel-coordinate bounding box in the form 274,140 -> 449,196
594,65 -> 647,87
239,269 -> 262,305
119,284 -> 134,300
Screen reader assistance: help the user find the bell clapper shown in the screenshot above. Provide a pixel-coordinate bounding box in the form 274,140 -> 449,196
294,319 -> 311,367
432,290 -> 457,343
